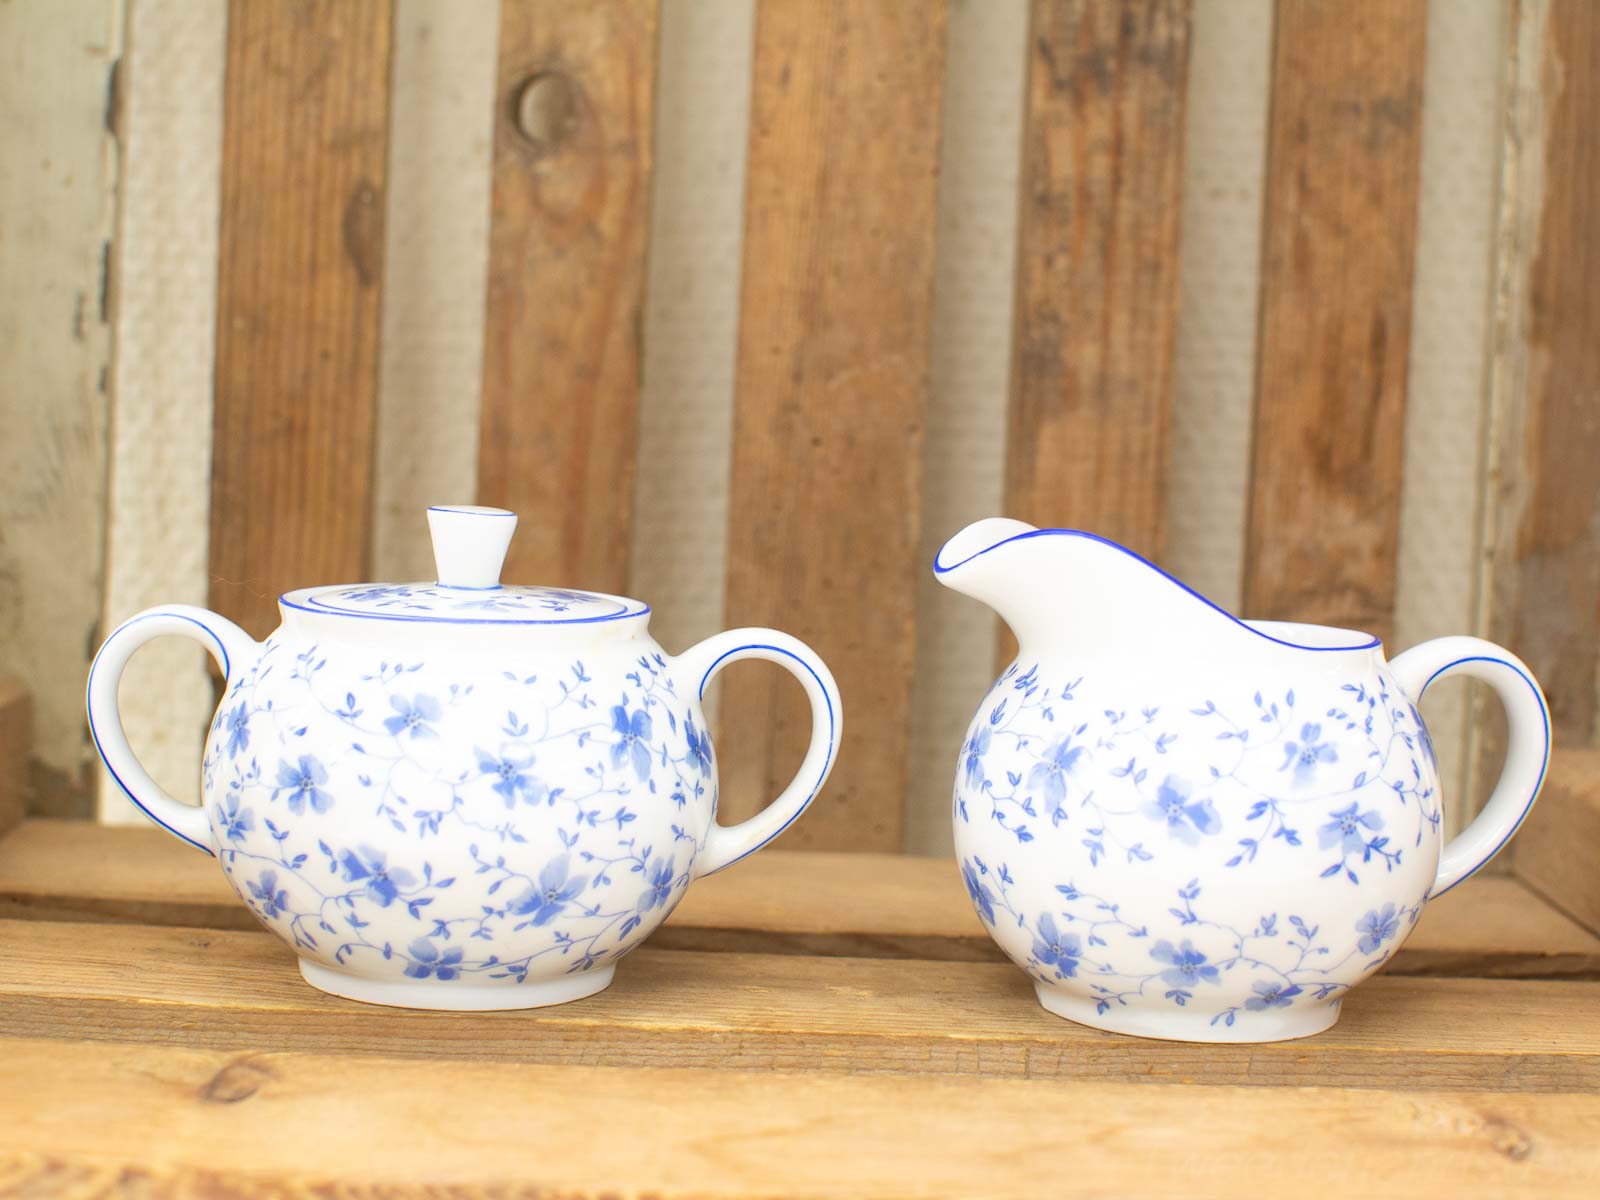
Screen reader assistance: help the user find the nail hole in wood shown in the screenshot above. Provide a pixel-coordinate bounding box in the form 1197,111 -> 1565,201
514,71 -> 578,153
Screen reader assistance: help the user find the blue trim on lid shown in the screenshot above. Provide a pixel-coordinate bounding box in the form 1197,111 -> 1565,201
934,525 -> 1382,654
427,505 -> 515,517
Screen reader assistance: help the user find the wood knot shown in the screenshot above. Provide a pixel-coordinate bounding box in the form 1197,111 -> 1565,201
512,70 -> 581,154
341,178 -> 383,287
199,1056 -> 275,1104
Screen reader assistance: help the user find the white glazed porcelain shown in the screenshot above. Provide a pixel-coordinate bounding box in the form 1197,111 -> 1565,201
936,518 -> 1550,1043
87,506 -> 841,1010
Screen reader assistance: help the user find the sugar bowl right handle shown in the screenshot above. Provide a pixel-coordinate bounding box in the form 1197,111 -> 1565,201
1388,635 -> 1551,897
673,629 -> 841,878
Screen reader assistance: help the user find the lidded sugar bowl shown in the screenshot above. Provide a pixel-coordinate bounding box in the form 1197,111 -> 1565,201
87,505 -> 841,1010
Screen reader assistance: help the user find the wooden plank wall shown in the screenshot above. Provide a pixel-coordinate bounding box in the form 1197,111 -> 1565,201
717,1 -> 948,850
1243,0 -> 1429,645
7,0 -> 1592,870
477,0 -> 658,594
207,0 -> 393,640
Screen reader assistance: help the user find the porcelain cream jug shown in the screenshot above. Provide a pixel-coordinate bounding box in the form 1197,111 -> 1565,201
936,518 -> 1549,1043
87,505 -> 841,1010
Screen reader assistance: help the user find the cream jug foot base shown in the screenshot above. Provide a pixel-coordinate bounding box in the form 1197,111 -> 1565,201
1034,982 -> 1340,1044
299,960 -> 617,1011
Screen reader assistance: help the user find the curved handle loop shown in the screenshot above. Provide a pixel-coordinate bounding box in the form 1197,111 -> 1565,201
673,629 -> 841,877
1388,635 -> 1550,897
86,604 -> 256,855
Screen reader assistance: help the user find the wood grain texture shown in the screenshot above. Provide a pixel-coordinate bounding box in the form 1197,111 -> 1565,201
4,819 -> 1599,976
1479,0 -> 1600,769
0,679 -> 29,835
1516,750 -> 1600,936
5,919 -> 1600,1092
208,0 -> 393,638
476,0 -> 657,593
1005,0 -> 1191,556
4,1038 -> 1599,1199
1242,0 -> 1428,641
719,0 -> 947,850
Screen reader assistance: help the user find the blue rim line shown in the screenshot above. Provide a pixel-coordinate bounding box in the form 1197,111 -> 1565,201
285,593 -> 652,626
934,526 -> 1382,653
1419,654 -> 1550,897
86,611 -> 224,857
698,643 -> 836,870
427,505 -> 516,517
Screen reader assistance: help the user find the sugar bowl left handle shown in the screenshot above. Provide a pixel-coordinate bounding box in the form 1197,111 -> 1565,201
86,604 -> 258,855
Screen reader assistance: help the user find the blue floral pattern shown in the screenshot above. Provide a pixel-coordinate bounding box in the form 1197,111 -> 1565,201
953,660 -> 1439,1032
202,636 -> 714,992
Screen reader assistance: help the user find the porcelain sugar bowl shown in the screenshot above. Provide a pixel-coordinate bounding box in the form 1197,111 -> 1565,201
936,518 -> 1550,1043
87,505 -> 841,1010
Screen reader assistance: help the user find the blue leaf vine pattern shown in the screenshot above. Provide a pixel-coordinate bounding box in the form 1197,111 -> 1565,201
307,583 -> 634,620
953,660 -> 1441,1028
203,637 -> 715,985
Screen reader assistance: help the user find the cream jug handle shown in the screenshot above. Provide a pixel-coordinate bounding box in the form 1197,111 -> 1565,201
1387,636 -> 1551,897
86,604 -> 257,855
672,629 -> 841,877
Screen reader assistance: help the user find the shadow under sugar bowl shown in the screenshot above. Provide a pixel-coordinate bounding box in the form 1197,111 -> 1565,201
87,504 -> 841,1010
936,518 -> 1550,1043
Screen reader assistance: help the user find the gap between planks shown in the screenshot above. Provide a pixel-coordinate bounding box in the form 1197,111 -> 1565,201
2,819 -> 1598,977
3,918 -> 1599,1093
1,1037 -> 1596,1199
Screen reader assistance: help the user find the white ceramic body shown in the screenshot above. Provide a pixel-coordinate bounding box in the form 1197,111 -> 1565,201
87,599 -> 839,1011
937,519 -> 1551,1043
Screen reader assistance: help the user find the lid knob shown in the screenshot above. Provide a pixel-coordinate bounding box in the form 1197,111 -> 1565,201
428,505 -> 517,589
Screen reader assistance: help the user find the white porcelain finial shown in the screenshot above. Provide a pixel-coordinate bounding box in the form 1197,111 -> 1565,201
428,505 -> 517,588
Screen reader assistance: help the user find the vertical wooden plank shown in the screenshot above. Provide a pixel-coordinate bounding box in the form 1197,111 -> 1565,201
1481,0 -> 1600,760
1005,0 -> 1192,558
209,0 -> 393,639
0,0 -> 120,816
719,1 -> 948,850
476,0 -> 658,593
1242,0 -> 1428,641
0,679 -> 30,836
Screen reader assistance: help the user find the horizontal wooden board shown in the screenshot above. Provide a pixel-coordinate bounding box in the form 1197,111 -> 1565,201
3,820 -> 1599,977
4,918 -> 1599,1092
3,1036 -> 1597,1198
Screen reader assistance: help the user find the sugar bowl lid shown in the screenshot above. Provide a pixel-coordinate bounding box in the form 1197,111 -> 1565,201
281,505 -> 650,625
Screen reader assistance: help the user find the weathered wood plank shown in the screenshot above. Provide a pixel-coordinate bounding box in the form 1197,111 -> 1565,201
1516,750 -> 1600,936
719,0 -> 947,850
2,920 -> 1599,1092
1005,0 -> 1191,558
208,0 -> 393,638
0,679 -> 29,835
4,1038 -> 1598,1198
476,0 -> 657,593
1242,0 -> 1428,642
1478,0 -> 1600,801
3,819 -> 1598,976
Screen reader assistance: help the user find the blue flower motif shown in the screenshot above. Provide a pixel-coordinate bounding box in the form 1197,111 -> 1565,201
476,751 -> 547,808
384,693 -> 442,740
275,754 -> 333,814
684,716 -> 712,777
338,845 -> 416,908
610,704 -> 653,782
1243,980 -> 1303,1011
216,796 -> 254,842
1141,775 -> 1221,844
1031,912 -> 1082,978
1319,801 -> 1383,856
1281,722 -> 1338,783
1150,938 -> 1220,988
1356,902 -> 1401,955
962,861 -> 996,925
509,855 -> 588,926
964,725 -> 991,789
223,703 -> 250,758
247,869 -> 288,920
404,937 -> 464,980
1028,738 -> 1084,815
636,857 -> 676,913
